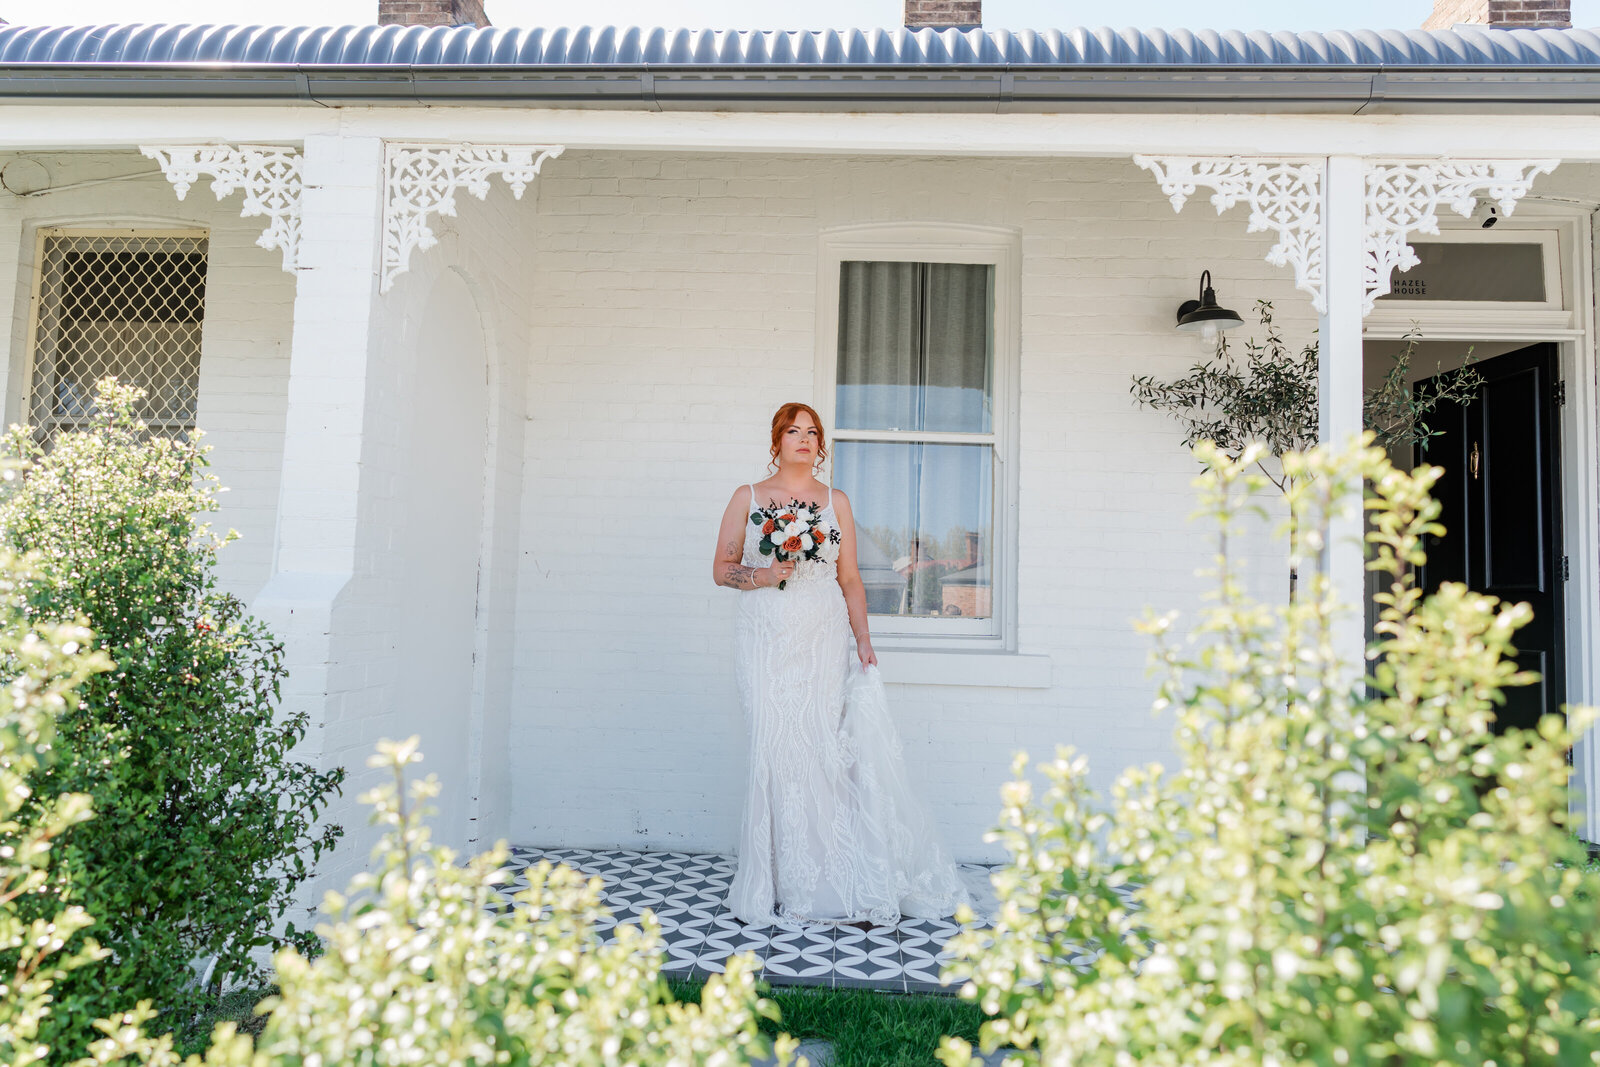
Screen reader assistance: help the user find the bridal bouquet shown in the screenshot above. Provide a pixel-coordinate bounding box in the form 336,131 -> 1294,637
749,500 -> 841,589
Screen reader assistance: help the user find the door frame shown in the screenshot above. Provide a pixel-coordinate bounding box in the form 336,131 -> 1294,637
1363,203 -> 1599,843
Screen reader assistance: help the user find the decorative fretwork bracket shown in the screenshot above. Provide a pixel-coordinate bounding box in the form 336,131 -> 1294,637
1136,154 -> 1559,319
1362,159 -> 1558,314
140,144 -> 303,272
1134,155 -> 1325,313
381,142 -> 566,293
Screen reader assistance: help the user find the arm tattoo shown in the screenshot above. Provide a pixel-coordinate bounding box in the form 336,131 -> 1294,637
719,541 -> 762,589
723,563 -> 758,588
720,562 -> 761,589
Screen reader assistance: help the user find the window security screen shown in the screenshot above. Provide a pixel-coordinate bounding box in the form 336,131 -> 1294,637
28,230 -> 208,445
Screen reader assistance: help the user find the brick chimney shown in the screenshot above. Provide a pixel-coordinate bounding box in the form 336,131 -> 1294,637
378,0 -> 490,27
1424,0 -> 1570,29
904,0 -> 981,30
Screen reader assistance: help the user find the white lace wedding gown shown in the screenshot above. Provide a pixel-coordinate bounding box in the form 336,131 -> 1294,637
727,484 -> 970,927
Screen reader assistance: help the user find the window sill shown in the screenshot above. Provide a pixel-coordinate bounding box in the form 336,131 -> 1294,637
873,649 -> 1052,689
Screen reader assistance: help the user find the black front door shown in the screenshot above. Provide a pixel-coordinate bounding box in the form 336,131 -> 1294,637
1416,343 -> 1565,733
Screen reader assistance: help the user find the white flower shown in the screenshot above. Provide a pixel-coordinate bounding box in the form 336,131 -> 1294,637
800,534 -> 814,551
781,521 -> 808,541
819,539 -> 840,562
795,507 -> 815,523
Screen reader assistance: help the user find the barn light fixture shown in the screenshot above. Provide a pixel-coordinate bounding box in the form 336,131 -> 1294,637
1175,270 -> 1244,339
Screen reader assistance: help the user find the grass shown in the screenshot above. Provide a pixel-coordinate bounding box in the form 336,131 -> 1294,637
170,977 -> 986,1066
668,976 -> 986,1067
172,985 -> 276,1058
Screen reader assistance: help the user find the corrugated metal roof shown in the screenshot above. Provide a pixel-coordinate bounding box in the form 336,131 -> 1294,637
0,23 -> 1598,69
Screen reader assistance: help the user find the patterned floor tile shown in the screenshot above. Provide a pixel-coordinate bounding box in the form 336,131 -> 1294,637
499,846 -> 989,993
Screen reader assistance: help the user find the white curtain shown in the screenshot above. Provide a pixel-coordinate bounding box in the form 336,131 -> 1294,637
833,261 -> 995,618
836,261 -> 991,432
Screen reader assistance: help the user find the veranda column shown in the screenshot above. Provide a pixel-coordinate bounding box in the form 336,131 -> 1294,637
251,132 -> 385,887
1318,155 -> 1367,671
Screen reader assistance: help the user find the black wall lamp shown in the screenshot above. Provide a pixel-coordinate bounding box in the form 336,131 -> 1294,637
1175,270 -> 1244,340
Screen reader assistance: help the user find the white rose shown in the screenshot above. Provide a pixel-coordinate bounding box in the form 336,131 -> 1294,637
800,533 -> 814,551
782,521 -> 807,541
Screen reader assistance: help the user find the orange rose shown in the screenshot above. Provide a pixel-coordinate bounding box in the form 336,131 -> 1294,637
762,518 -> 776,535
782,536 -> 803,553
780,513 -> 797,525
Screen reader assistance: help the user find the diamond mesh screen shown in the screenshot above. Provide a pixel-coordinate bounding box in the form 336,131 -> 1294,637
27,230 -> 208,443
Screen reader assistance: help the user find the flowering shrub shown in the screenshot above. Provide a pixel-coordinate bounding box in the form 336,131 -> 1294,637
0,381 -> 343,1057
166,737 -> 795,1067
942,440 -> 1600,1067
0,541 -> 110,1067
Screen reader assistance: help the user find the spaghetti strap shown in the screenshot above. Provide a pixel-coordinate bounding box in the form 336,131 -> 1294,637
748,483 -> 760,510
827,485 -> 833,512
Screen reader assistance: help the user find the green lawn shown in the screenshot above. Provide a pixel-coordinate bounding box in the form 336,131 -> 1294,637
668,976 -> 985,1067
180,978 -> 986,1067
173,986 -> 276,1057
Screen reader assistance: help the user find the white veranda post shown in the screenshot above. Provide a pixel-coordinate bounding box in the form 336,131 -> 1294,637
1319,156 -> 1367,670
251,132 -> 388,890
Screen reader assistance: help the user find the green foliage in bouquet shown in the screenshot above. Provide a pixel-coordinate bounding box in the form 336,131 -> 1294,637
128,736 -> 795,1067
940,439 -> 1600,1067
0,381 -> 344,1056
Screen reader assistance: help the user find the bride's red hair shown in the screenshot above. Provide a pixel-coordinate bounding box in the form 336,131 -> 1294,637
769,402 -> 828,471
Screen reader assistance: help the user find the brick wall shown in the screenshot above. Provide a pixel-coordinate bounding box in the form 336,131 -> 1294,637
511,151 -> 1305,862
1423,0 -> 1571,28
904,0 -> 982,28
378,0 -> 491,27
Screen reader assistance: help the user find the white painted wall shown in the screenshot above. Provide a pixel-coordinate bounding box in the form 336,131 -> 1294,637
299,193 -> 535,877
384,268 -> 489,845
512,152 -> 1309,862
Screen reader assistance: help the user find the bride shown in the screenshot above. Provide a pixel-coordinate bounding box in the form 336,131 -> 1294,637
711,401 -> 969,927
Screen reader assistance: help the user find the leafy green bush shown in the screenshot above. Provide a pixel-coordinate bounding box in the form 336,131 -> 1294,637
0,540 -> 110,1067
942,440 -> 1600,1067
0,381 -> 344,1056
176,737 -> 795,1067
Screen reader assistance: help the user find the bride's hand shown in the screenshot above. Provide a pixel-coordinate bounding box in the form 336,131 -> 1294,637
857,639 -> 877,670
762,559 -> 795,587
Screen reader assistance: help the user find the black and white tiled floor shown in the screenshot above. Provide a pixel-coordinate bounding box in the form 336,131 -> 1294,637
496,846 -> 997,993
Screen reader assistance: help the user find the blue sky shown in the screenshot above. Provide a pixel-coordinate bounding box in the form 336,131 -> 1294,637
2,0 -> 1598,30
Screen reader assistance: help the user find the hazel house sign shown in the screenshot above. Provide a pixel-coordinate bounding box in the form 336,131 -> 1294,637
0,0 -> 1593,891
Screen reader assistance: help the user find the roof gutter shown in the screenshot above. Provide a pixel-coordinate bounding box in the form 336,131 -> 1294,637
2,63 -> 1600,113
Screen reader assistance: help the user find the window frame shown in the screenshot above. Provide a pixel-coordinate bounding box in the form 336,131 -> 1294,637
1366,225 -> 1571,339
813,223 -> 1021,651
21,226 -> 211,444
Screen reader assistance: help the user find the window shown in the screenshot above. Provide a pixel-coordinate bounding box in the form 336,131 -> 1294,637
817,227 -> 1018,645
1376,230 -> 1562,307
25,229 -> 208,444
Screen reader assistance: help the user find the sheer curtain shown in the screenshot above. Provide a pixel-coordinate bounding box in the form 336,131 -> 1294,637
836,261 -> 921,432
833,261 -> 994,620
835,262 -> 990,434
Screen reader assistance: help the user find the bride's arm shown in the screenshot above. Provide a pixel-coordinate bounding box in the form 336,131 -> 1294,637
713,488 -> 768,590
832,492 -> 877,667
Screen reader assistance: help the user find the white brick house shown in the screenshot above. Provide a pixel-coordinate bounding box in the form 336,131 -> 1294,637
0,0 -> 1596,891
